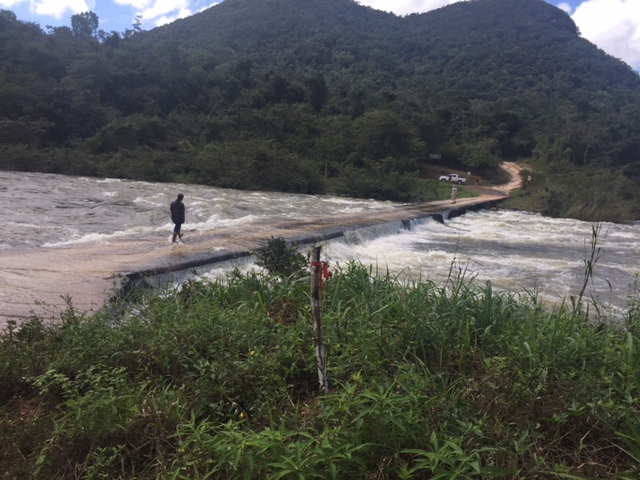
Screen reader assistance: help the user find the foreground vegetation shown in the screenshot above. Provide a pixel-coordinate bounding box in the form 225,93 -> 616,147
2,258 -> 640,478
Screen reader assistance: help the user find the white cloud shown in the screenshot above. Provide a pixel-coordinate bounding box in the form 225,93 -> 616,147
114,0 -> 193,26
114,0 -> 152,9
154,7 -> 191,26
30,0 -> 95,18
572,0 -> 640,69
0,0 -> 24,7
360,0 -> 640,69
197,1 -> 220,14
140,0 -> 188,19
358,0 -> 462,16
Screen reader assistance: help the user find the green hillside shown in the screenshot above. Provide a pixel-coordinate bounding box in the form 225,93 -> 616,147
1,0 -> 639,220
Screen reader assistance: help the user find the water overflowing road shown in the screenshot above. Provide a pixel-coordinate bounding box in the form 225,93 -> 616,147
3,169 -> 639,326
320,210 -> 640,310
4,171 -> 397,251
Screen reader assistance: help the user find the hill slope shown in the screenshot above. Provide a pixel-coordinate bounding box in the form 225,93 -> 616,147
0,0 -> 639,220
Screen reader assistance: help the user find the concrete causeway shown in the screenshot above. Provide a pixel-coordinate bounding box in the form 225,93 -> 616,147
0,189 -> 509,327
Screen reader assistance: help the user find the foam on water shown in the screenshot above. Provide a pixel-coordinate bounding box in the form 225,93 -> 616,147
133,196 -> 165,206
316,210 -> 640,309
343,221 -> 406,245
42,224 -> 165,247
146,254 -> 258,290
96,178 -> 122,184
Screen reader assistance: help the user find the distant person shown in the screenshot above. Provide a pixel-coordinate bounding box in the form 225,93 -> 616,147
170,193 -> 185,243
451,186 -> 458,204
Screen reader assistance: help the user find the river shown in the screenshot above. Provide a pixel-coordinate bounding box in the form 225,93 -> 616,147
5,171 -> 640,315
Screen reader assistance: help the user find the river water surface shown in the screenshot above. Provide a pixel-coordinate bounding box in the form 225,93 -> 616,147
5,171 -> 640,312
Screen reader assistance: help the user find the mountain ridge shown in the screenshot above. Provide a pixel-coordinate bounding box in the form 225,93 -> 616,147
0,0 -> 639,220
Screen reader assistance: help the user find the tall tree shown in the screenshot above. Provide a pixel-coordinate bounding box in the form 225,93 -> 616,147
71,11 -> 99,39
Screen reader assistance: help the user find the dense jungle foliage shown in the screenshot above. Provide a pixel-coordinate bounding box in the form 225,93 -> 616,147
1,0 -> 640,220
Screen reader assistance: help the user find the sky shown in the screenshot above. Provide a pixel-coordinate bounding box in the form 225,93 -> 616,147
2,0 -> 639,70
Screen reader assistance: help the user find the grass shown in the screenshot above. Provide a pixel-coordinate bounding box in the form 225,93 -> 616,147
2,262 -> 640,479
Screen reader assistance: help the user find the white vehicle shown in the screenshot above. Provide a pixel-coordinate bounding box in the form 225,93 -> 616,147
439,173 -> 467,184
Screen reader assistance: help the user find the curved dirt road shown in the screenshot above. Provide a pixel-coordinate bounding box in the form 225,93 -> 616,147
499,162 -> 524,192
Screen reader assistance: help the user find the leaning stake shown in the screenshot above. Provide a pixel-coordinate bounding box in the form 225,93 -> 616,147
311,246 -> 329,394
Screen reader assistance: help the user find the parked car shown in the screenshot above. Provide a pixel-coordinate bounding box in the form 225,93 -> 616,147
438,173 -> 467,184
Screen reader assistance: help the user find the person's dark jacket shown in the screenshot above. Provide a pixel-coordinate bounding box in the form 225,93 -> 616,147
170,200 -> 185,223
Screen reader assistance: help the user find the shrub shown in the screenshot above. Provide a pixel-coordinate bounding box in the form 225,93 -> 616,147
255,236 -> 308,278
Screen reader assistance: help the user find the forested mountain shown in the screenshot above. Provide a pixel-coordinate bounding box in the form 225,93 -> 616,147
1,0 -> 639,220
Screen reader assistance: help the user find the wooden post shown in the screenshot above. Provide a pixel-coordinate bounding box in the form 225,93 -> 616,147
311,246 -> 329,395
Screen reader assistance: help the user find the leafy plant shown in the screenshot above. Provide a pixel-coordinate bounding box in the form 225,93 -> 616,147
255,237 -> 308,278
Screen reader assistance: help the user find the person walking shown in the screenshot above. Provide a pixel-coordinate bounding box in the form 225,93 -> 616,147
451,186 -> 458,204
170,193 -> 185,243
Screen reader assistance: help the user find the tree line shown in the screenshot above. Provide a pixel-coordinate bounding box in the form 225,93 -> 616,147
1,0 -> 639,220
